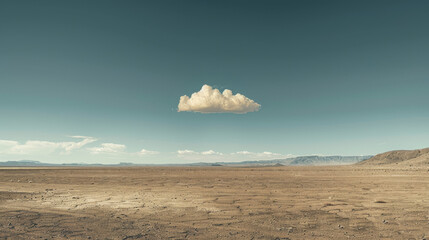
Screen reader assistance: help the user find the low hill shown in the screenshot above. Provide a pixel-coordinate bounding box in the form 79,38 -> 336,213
0,155 -> 371,167
288,155 -> 369,166
0,160 -> 57,167
357,148 -> 429,166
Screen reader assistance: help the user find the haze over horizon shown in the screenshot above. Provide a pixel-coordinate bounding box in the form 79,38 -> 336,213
1,0 -> 429,164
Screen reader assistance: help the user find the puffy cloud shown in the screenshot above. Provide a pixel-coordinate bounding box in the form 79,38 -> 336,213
139,149 -> 159,155
178,85 -> 261,114
88,143 -> 126,154
0,136 -> 97,155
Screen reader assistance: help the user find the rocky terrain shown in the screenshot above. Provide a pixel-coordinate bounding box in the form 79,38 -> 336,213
358,147 -> 429,167
1,165 -> 429,239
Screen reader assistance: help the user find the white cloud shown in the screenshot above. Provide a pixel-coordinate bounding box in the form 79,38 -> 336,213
178,84 -> 261,114
139,149 -> 159,155
201,150 -> 223,155
88,143 -> 126,154
178,149 -> 223,156
0,136 -> 97,155
235,151 -> 279,156
87,144 -> 159,156
177,149 -> 196,154
235,151 -> 252,155
65,136 -> 98,152
177,149 -> 291,162
234,151 -> 289,158
177,149 -> 225,162
0,136 -> 157,163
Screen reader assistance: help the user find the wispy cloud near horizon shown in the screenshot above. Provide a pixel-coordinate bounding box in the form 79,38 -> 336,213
0,136 -> 159,160
0,136 -> 97,155
87,143 -> 126,154
177,149 -> 291,162
0,136 -> 291,164
139,149 -> 159,155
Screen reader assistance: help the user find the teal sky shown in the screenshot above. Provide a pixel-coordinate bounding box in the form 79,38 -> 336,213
1,0 -> 429,164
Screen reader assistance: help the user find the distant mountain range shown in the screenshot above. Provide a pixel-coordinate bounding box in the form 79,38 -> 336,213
357,147 -> 429,166
0,155 -> 371,167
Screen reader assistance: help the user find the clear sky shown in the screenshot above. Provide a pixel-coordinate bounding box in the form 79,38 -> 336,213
1,0 -> 429,164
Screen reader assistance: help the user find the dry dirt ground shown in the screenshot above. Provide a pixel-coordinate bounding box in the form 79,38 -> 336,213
1,166 -> 429,240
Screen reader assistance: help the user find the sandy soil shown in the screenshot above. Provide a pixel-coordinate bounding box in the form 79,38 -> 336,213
1,166 -> 429,240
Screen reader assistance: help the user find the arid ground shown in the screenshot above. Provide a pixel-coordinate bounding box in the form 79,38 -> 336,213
1,166 -> 429,240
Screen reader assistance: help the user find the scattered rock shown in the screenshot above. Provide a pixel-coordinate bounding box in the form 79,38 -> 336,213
122,233 -> 143,240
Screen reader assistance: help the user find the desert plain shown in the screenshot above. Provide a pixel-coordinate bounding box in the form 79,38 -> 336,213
1,166 -> 429,240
